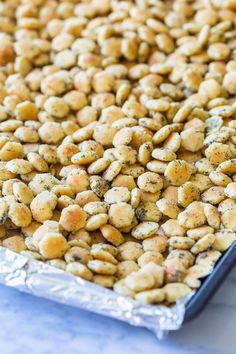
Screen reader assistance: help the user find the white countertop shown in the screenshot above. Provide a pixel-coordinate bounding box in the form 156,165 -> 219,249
1,266 -> 235,354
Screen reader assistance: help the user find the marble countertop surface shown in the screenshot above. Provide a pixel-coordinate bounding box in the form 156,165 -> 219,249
1,266 -> 236,354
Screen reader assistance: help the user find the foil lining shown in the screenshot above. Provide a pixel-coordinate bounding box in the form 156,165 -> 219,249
0,246 -> 192,338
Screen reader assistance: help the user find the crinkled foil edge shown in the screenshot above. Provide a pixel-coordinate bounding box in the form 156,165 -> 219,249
0,246 -> 193,338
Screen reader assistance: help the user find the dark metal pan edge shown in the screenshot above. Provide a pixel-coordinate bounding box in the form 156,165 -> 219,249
185,241 -> 236,321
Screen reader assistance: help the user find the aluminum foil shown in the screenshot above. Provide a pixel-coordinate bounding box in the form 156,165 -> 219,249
0,246 -> 192,338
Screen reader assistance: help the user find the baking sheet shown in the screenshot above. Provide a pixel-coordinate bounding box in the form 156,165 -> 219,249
0,246 -> 192,338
